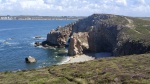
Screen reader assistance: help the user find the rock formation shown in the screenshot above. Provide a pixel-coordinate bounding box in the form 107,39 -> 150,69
25,56 -> 36,63
68,36 -> 83,56
34,42 -> 41,47
44,14 -> 150,56
44,24 -> 73,47
67,32 -> 90,56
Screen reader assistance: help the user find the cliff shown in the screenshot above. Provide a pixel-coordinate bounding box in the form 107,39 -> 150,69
45,14 -> 150,56
43,23 -> 73,47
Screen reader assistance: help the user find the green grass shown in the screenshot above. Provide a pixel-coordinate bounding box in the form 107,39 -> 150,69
120,17 -> 150,45
0,53 -> 150,84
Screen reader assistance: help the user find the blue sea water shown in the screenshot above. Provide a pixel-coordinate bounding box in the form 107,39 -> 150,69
0,20 -> 74,72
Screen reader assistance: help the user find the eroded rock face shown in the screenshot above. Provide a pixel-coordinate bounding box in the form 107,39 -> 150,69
45,14 -> 150,56
45,24 -> 73,47
114,40 -> 150,56
68,32 -> 89,56
68,37 -> 82,56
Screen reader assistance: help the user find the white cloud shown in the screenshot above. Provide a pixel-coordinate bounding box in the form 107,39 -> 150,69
137,0 -> 146,5
44,0 -> 55,4
0,0 -> 150,16
20,0 -> 49,10
115,0 -> 127,6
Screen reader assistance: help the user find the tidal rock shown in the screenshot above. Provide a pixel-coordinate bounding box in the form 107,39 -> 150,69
34,42 -> 41,46
34,36 -> 41,39
25,56 -> 36,63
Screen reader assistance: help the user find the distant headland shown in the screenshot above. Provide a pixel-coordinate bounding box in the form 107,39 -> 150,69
0,15 -> 85,20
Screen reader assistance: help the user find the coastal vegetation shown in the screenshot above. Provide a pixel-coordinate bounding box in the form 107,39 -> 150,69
0,53 -> 150,83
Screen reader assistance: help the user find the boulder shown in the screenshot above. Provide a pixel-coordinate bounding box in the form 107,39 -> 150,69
34,36 -> 41,39
25,56 -> 36,63
34,42 -> 41,46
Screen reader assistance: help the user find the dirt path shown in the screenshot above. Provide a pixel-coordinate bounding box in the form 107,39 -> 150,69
125,17 -> 141,34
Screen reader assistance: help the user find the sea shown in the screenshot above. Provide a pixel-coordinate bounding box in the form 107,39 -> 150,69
0,20 -> 75,72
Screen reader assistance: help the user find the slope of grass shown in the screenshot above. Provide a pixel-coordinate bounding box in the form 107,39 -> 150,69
122,17 -> 150,46
0,53 -> 150,84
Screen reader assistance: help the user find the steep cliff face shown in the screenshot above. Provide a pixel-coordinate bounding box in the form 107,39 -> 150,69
45,14 -> 150,56
45,23 -> 73,47
68,32 -> 89,56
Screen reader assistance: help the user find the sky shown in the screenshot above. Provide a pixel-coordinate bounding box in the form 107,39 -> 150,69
0,0 -> 150,17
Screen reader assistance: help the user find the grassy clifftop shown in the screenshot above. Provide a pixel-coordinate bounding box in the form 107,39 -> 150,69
0,53 -> 150,84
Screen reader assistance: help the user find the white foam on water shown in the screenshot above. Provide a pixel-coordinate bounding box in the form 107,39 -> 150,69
30,42 -> 35,46
30,42 -> 45,49
3,42 -> 19,46
36,46 -> 43,48
57,56 -> 70,65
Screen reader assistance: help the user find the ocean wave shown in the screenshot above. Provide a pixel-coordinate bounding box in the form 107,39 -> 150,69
0,39 -> 19,46
4,42 -> 19,45
57,56 -> 70,65
30,42 -> 35,46
0,27 -> 34,32
0,41 -> 19,47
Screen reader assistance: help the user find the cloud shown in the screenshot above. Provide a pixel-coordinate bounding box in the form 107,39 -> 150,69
115,0 -> 127,6
0,0 -> 149,16
136,0 -> 146,5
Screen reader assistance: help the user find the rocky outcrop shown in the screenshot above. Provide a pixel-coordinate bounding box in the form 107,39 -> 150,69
45,14 -> 150,56
25,56 -> 36,63
68,32 -> 89,56
114,40 -> 150,56
45,24 -> 73,47
34,42 -> 41,47
68,36 -> 83,56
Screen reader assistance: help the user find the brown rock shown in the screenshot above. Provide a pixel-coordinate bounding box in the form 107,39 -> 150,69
34,42 -> 41,46
25,56 -> 36,63
68,36 -> 83,56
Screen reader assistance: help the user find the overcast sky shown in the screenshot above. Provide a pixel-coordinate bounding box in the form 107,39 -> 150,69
0,0 -> 150,17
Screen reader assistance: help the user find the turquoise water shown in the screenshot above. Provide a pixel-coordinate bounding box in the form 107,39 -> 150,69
0,20 -> 74,72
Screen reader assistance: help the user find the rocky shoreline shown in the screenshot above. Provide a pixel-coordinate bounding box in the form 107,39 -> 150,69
41,14 -> 150,57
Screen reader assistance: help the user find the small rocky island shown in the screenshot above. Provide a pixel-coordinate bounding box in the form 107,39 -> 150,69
42,14 -> 150,56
